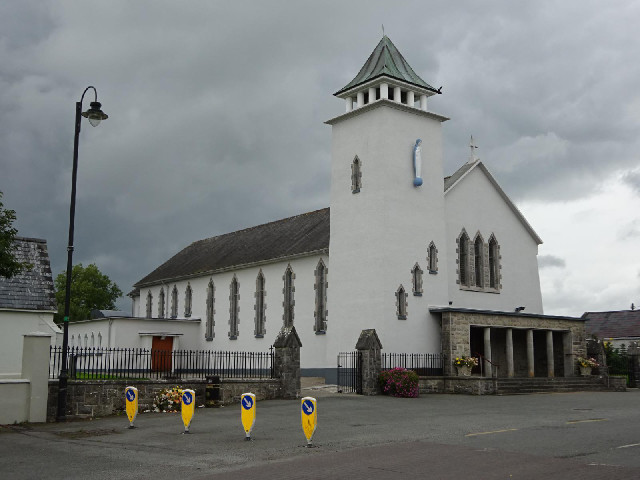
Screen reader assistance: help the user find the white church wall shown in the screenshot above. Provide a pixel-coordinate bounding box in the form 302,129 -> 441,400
327,103 -> 448,363
133,253 -> 330,370
444,166 -> 544,313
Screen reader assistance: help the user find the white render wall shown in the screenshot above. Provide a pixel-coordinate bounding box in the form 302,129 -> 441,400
132,253 -> 330,370
444,166 -> 544,313
0,310 -> 60,378
326,103 -> 448,363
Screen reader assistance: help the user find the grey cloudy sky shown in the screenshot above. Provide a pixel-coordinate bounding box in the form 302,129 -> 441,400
1,1 -> 638,317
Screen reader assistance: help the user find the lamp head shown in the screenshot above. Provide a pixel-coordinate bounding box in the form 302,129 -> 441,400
82,101 -> 108,127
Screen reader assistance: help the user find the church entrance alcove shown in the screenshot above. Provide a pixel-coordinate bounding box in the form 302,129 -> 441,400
553,330 -> 566,377
151,336 -> 173,372
533,330 -> 548,377
469,326 -> 484,375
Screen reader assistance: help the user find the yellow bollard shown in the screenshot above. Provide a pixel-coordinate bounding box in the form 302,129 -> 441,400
181,389 -> 195,434
125,386 -> 138,429
301,396 -> 317,447
240,393 -> 256,440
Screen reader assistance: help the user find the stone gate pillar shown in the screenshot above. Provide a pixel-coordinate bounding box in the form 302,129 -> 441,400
356,329 -> 383,396
273,326 -> 302,399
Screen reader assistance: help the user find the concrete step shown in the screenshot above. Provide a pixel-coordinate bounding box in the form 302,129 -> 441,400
497,377 -> 607,394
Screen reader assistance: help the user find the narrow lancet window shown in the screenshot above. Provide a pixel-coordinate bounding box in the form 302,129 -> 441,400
314,259 -> 328,333
171,285 -> 178,318
489,235 -> 500,290
146,291 -> 153,318
158,288 -> 165,318
206,279 -> 215,340
428,242 -> 438,273
351,156 -> 362,193
411,263 -> 423,296
229,276 -> 239,339
254,271 -> 266,337
474,235 -> 484,288
396,285 -> 408,319
283,266 -> 295,327
184,283 -> 192,317
459,232 -> 470,287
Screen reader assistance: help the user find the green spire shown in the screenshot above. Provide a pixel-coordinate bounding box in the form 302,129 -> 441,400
335,35 -> 438,96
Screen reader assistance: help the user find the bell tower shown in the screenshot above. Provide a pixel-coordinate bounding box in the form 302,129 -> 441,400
325,36 -> 450,358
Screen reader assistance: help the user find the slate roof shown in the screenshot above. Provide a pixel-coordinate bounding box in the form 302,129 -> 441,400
583,310 -> 640,339
135,208 -> 330,287
335,35 -> 439,96
0,237 -> 56,311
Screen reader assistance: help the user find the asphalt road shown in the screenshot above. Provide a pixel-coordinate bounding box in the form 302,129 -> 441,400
2,389 -> 640,479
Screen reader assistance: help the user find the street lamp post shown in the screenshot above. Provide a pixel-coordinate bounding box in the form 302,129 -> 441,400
56,86 -> 108,422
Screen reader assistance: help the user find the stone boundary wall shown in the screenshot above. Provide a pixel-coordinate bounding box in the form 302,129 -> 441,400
419,376 -> 496,395
47,378 -> 281,421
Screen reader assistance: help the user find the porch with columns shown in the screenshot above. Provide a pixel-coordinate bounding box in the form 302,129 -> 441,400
433,307 -> 587,378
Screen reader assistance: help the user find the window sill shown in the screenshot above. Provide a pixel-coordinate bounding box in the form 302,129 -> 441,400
397,315 -> 407,320
428,270 -> 438,275
205,336 -> 213,342
315,330 -> 326,335
229,335 -> 237,340
459,285 -> 501,294
255,334 -> 264,339
413,292 -> 422,297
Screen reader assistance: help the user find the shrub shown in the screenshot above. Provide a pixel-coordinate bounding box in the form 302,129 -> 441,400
378,367 -> 419,398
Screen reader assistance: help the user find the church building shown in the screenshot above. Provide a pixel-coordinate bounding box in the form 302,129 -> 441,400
81,36 -> 587,380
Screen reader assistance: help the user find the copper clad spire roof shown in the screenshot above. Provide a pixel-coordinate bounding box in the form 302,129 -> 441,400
335,35 -> 438,96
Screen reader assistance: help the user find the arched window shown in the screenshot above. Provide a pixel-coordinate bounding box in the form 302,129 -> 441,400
314,259 -> 328,333
283,265 -> 295,328
229,276 -> 240,339
351,156 -> 362,193
458,231 -> 470,287
428,242 -> 438,273
158,288 -> 165,318
411,263 -> 423,296
206,279 -> 215,340
474,235 -> 484,288
396,285 -> 408,319
254,271 -> 266,337
146,291 -> 153,318
488,235 -> 500,290
184,283 -> 192,317
170,285 -> 178,318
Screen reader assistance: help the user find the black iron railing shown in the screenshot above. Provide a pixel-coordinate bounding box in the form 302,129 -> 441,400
337,351 -> 363,394
382,353 -> 444,376
49,346 -> 274,380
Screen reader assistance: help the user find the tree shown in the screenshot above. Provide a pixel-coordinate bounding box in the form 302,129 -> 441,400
0,191 -> 26,278
54,263 -> 123,323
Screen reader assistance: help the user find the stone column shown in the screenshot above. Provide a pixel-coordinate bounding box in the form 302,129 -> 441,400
546,330 -> 555,378
563,331 -> 574,377
526,329 -> 535,377
483,327 -> 492,377
21,333 -> 52,423
356,91 -> 364,108
394,86 -> 402,103
368,87 -> 376,104
506,328 -> 514,378
420,94 -> 428,110
273,326 -> 302,399
356,329 -> 383,396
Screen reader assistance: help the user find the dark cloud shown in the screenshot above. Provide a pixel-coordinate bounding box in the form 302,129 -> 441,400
2,0 -> 639,313
538,255 -> 566,269
623,170 -> 640,195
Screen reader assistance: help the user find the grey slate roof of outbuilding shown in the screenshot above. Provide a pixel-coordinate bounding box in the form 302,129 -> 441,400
135,208 -> 330,287
583,310 -> 640,339
0,237 -> 56,311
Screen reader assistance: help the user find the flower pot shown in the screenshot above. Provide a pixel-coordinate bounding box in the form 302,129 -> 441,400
579,366 -> 592,376
456,365 -> 471,377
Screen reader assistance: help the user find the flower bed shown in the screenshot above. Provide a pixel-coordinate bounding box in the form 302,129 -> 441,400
378,367 -> 419,398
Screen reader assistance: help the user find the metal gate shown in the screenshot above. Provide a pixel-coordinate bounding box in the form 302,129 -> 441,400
337,351 -> 363,394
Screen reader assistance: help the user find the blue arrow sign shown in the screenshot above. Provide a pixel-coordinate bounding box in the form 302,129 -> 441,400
182,391 -> 193,405
302,399 -> 314,415
242,396 -> 254,410
126,389 -> 136,402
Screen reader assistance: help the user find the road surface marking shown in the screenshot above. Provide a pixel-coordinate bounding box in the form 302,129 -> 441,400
617,443 -> 640,449
566,418 -> 608,424
465,428 -> 518,437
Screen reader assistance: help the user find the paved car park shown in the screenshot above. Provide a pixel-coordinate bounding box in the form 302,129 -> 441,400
2,389 -> 640,479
